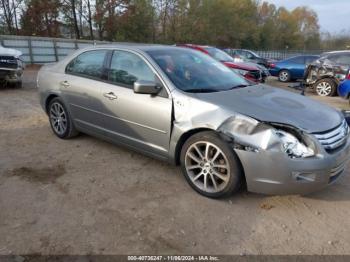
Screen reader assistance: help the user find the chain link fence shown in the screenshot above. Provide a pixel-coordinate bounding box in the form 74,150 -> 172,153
1,34 -> 330,64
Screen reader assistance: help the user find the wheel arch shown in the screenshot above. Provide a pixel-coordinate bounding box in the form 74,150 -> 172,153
174,128 -> 213,166
174,128 -> 246,177
45,94 -> 60,114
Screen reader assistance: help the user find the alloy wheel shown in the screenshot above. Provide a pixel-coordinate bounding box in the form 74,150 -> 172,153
316,81 -> 332,96
184,141 -> 230,193
279,71 -> 290,82
49,102 -> 67,135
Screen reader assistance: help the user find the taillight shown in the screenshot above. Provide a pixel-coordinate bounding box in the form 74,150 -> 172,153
269,63 -> 276,68
347,71 -> 350,80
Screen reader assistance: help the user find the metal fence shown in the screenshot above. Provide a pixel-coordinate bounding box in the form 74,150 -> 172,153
0,34 -> 330,64
253,50 -> 327,61
0,35 -> 112,64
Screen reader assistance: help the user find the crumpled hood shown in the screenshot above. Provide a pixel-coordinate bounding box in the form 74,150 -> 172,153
195,84 -> 343,133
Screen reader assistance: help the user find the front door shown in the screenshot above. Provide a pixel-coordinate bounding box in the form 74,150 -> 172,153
99,50 -> 173,157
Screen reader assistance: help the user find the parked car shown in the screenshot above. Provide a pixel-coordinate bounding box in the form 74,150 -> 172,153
37,45 -> 350,198
305,51 -> 350,96
338,72 -> 350,103
269,55 -> 319,82
0,45 -> 24,88
177,44 -> 268,83
223,48 -> 274,68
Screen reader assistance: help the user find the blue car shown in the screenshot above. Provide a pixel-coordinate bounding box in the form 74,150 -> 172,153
269,55 -> 319,82
338,77 -> 350,102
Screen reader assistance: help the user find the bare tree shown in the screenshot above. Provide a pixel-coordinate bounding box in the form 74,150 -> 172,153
0,0 -> 23,34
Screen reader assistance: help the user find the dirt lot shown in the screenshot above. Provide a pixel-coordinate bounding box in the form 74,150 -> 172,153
0,68 -> 350,255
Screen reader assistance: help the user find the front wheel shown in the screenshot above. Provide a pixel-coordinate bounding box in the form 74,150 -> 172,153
315,78 -> 337,96
48,97 -> 78,139
180,131 -> 243,198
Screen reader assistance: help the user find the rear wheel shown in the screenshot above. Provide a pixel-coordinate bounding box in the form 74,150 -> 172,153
315,78 -> 337,96
48,97 -> 78,139
278,70 -> 291,82
180,131 -> 243,198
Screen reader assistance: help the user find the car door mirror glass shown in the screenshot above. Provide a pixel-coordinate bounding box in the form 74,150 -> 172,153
134,80 -> 161,95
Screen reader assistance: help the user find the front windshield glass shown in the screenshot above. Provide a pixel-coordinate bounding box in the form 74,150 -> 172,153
204,47 -> 234,62
249,50 -> 260,58
147,48 -> 249,93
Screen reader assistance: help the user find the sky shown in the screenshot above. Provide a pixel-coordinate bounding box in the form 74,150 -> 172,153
265,0 -> 350,34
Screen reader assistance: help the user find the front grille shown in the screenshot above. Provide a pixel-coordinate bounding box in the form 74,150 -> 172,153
313,120 -> 349,152
0,56 -> 17,69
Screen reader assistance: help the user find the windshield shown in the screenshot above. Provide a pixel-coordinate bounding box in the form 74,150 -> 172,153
204,47 -> 235,62
249,50 -> 260,58
147,48 -> 249,93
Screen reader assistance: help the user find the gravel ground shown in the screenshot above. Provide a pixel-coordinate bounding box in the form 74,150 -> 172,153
0,69 -> 350,255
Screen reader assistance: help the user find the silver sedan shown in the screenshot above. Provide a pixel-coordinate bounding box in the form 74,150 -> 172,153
37,45 -> 350,198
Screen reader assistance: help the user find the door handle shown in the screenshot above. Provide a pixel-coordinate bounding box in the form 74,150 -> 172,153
103,92 -> 118,100
60,81 -> 70,88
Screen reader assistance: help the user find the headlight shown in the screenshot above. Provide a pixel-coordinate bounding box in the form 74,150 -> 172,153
275,130 -> 314,158
232,68 -> 248,76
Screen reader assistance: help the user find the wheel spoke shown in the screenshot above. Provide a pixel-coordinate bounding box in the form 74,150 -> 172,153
204,143 -> 210,159
193,172 -> 203,181
203,174 -> 208,189
212,170 -> 228,182
188,152 -> 202,163
211,149 -> 220,162
193,145 -> 204,159
209,173 -> 218,190
187,164 -> 200,170
213,164 -> 228,169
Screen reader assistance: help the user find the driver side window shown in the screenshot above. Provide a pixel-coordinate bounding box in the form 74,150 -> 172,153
108,50 -> 156,88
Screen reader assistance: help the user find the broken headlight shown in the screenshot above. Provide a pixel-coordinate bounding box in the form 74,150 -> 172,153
275,130 -> 314,158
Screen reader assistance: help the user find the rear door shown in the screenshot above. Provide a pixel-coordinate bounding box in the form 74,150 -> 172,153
61,49 -> 108,134
98,50 -> 173,157
287,56 -> 305,78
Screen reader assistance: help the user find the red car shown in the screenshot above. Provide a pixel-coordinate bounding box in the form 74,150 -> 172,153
177,44 -> 267,83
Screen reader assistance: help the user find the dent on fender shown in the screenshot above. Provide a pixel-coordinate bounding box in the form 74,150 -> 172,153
171,89 -> 282,154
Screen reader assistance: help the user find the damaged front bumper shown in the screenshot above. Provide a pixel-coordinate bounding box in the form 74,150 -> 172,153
219,115 -> 350,195
235,138 -> 350,195
0,67 -> 23,83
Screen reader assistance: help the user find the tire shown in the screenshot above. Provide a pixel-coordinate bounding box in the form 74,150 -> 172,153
180,131 -> 243,198
278,70 -> 291,82
13,81 -> 22,88
314,78 -> 337,97
48,97 -> 78,139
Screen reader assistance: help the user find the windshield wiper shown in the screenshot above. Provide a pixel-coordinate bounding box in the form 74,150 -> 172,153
184,88 -> 221,93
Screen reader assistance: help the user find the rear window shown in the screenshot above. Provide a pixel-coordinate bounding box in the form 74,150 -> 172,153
66,50 -> 107,79
325,53 -> 350,65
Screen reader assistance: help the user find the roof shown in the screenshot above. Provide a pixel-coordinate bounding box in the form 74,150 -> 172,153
82,43 -> 180,52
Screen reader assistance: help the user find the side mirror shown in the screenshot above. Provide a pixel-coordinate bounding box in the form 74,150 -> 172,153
133,80 -> 161,95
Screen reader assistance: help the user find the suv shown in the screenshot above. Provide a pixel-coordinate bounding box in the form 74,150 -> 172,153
305,51 -> 350,96
0,45 -> 24,88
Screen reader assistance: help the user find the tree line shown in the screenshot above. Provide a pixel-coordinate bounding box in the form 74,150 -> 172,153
0,0 -> 349,50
